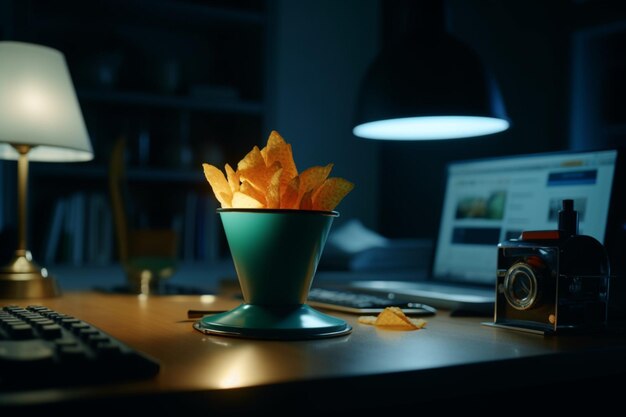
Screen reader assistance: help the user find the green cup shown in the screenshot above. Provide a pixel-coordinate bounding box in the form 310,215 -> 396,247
194,208 -> 352,339
220,208 -> 336,305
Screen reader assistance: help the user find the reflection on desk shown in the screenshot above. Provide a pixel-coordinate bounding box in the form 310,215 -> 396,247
1,292 -> 625,414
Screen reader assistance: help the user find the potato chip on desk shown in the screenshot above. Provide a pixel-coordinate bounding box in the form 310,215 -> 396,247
359,307 -> 428,331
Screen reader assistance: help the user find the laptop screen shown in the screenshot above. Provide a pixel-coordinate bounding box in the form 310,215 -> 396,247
432,149 -> 618,285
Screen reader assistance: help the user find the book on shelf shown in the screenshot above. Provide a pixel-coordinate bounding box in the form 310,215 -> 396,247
182,192 -> 219,262
44,192 -> 114,266
87,193 -> 113,265
183,192 -> 198,261
195,195 -> 219,261
0,161 -> 16,235
70,193 -> 86,266
43,190 -> 219,265
44,198 -> 67,264
0,162 -> 3,233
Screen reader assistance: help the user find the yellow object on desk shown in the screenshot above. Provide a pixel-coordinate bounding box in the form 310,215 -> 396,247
358,306 -> 427,330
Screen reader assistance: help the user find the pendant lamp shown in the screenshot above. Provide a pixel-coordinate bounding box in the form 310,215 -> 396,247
353,3 -> 509,140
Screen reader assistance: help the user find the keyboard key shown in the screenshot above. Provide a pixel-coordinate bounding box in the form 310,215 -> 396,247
307,287 -> 437,315
32,319 -> 55,328
70,322 -> 90,333
78,328 -> 100,339
60,318 -> 81,327
9,324 -> 35,340
57,345 -> 89,361
40,324 -> 63,340
87,334 -> 110,347
95,342 -> 122,357
0,340 -> 55,363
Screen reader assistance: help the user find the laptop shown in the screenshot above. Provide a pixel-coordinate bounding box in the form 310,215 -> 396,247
331,148 -> 620,313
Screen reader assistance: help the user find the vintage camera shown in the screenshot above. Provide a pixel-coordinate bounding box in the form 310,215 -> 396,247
494,199 -> 610,334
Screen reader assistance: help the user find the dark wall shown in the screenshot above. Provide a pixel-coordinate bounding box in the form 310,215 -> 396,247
270,0 -> 381,228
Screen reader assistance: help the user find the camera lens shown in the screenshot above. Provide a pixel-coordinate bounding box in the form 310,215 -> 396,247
504,262 -> 539,310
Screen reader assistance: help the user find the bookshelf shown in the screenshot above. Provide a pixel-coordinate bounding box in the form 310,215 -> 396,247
0,0 -> 270,267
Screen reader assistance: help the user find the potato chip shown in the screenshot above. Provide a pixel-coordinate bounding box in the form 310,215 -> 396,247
203,163 -> 232,208
312,177 -> 354,211
202,130 -> 353,211
261,131 -> 298,194
358,307 -> 427,331
384,306 -> 412,323
265,167 -> 283,209
385,306 -> 427,329
225,163 -> 240,193
357,316 -> 377,325
374,308 -> 414,328
299,164 -> 333,195
240,181 -> 266,206
408,318 -> 427,329
237,145 -> 265,172
217,192 -> 232,209
239,147 -> 285,197
299,189 -> 314,210
280,176 -> 300,209
231,191 -> 263,208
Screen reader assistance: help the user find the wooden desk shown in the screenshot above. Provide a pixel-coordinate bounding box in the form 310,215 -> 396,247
1,292 -> 626,413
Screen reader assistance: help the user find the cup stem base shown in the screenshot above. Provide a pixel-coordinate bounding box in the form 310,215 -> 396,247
193,303 -> 352,340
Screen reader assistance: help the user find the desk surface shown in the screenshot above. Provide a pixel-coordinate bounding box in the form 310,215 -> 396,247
2,292 -> 626,413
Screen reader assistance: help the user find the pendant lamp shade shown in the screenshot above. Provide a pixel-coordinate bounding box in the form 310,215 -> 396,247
353,33 -> 509,140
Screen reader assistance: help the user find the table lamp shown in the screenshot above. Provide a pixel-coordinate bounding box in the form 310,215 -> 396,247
0,41 -> 93,298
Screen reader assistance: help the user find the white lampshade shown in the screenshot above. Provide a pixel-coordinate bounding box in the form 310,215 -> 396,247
0,41 -> 93,162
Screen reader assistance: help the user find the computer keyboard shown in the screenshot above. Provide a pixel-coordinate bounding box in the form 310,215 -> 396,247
307,287 -> 437,315
0,305 -> 159,391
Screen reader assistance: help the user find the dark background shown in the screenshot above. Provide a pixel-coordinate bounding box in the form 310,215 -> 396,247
0,0 -> 625,263
379,0 -> 625,238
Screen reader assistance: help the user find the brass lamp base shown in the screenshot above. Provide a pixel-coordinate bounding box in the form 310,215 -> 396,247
0,250 -> 60,299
